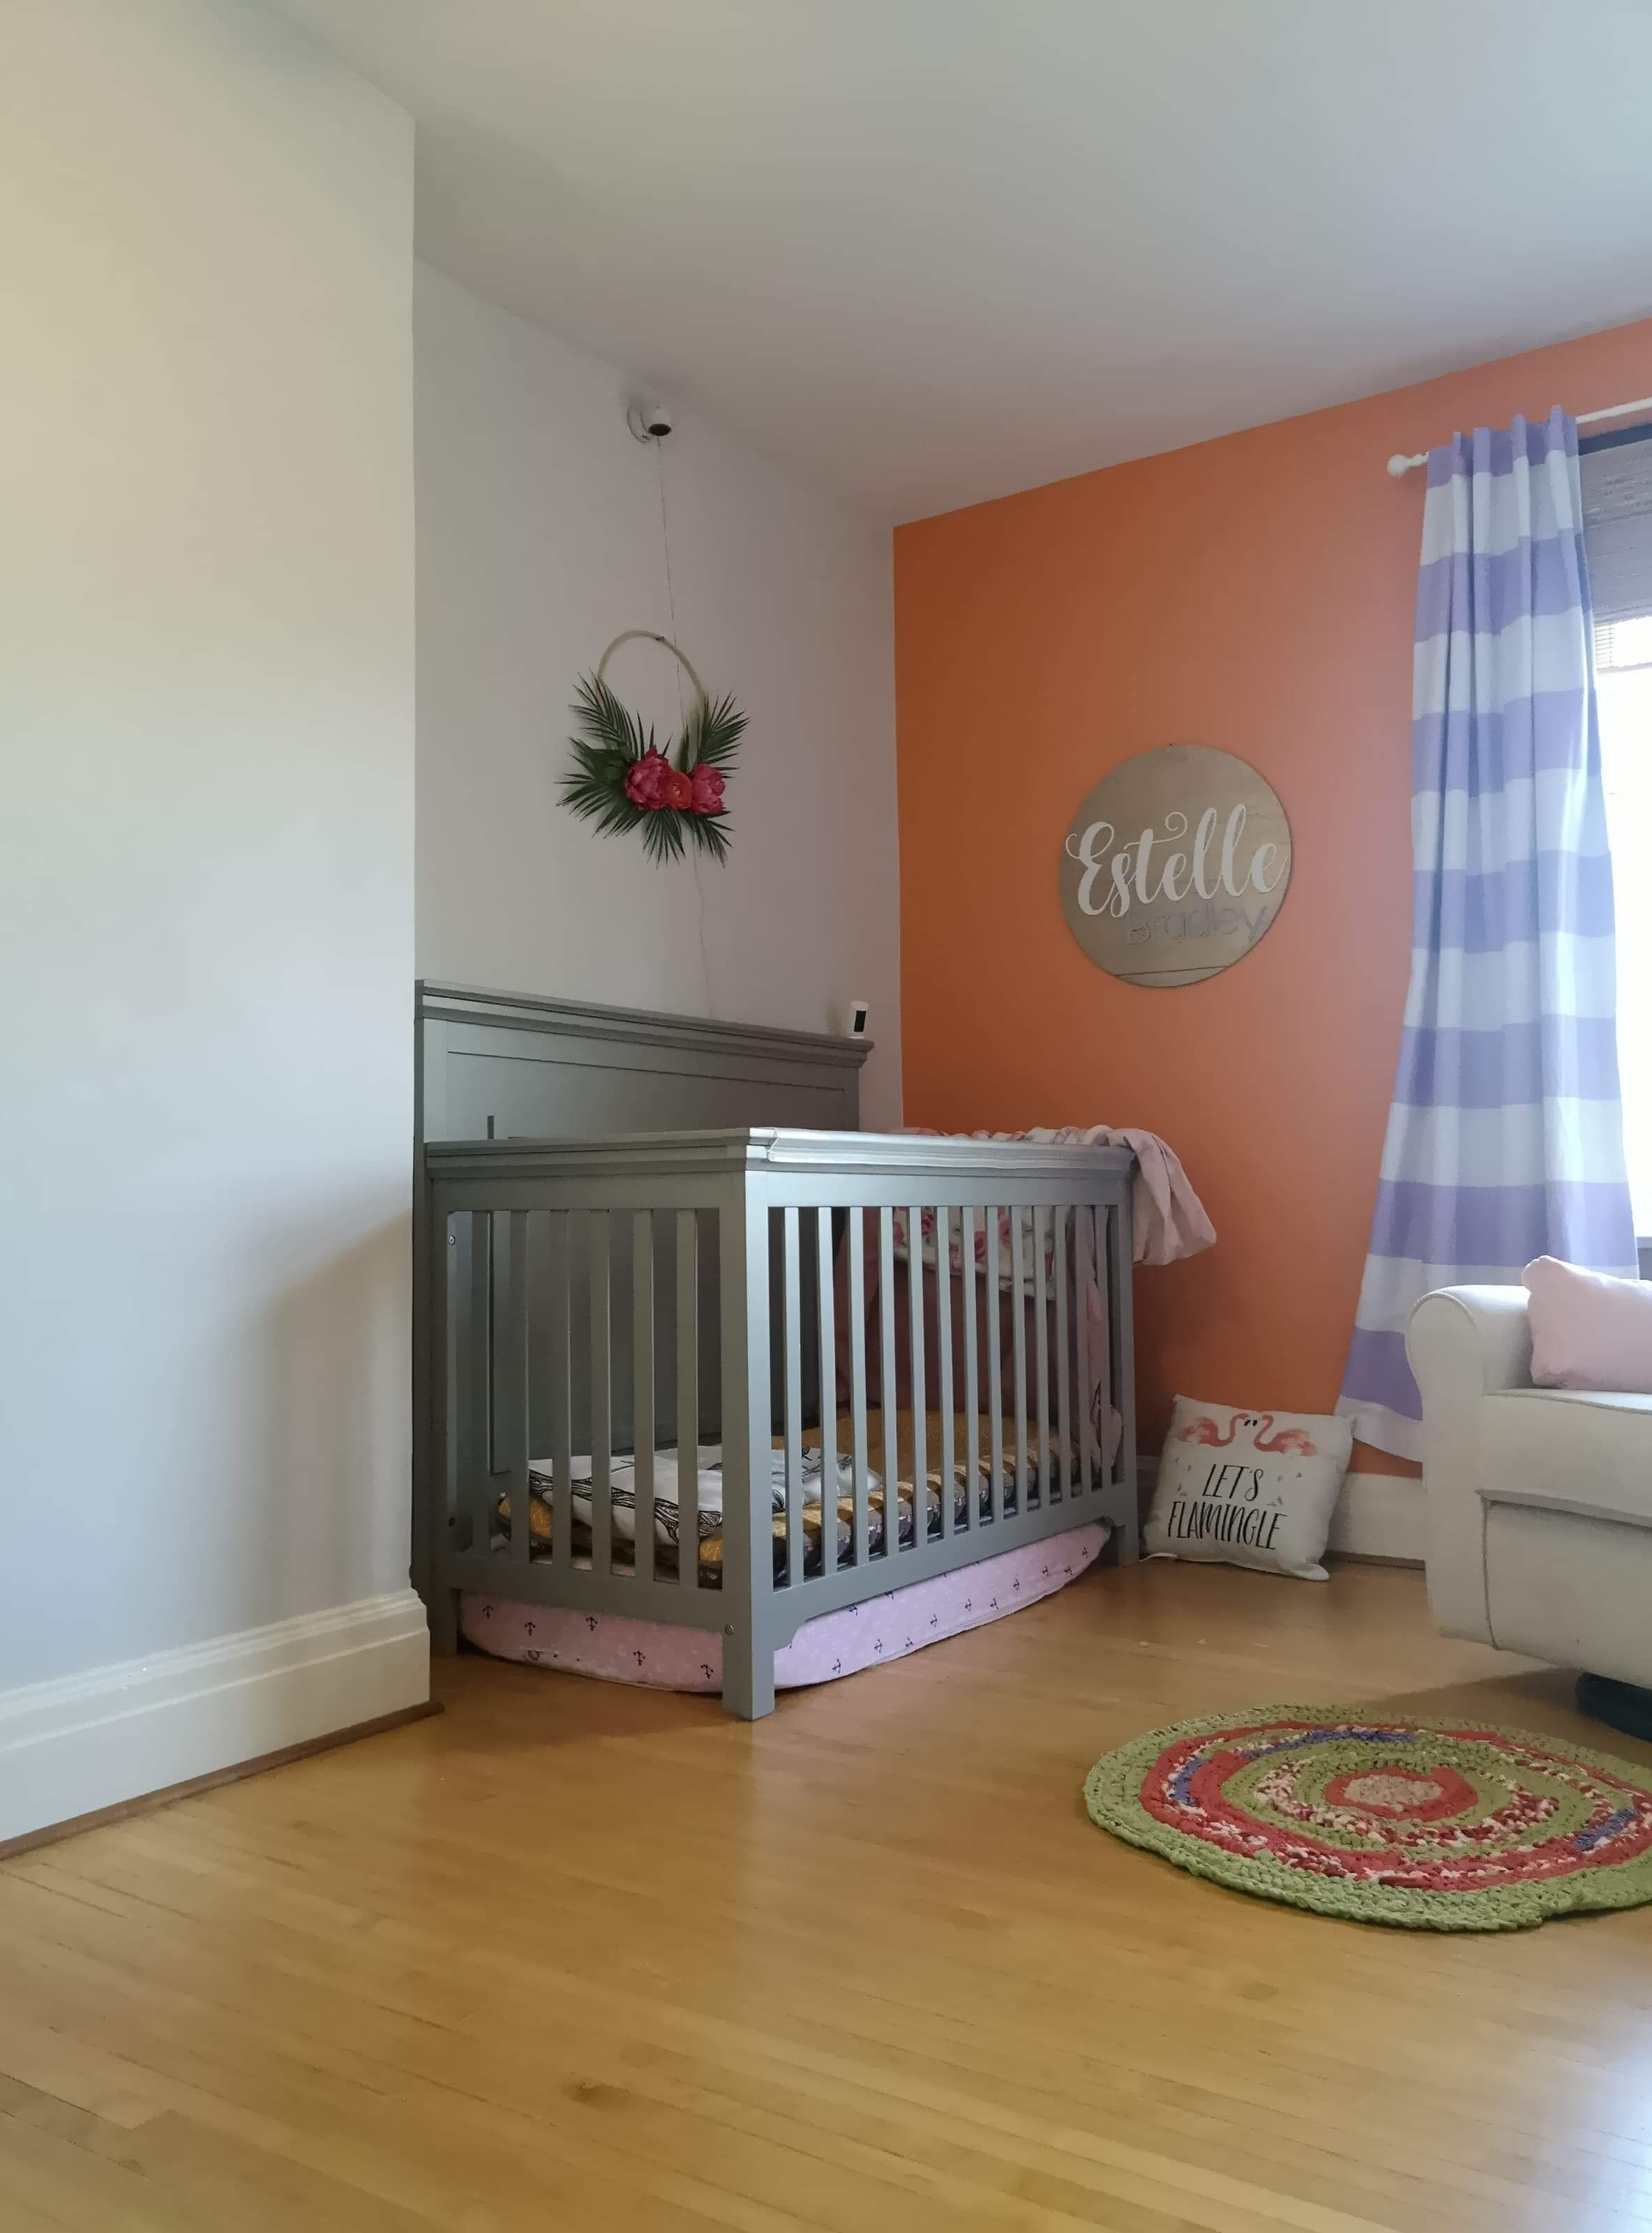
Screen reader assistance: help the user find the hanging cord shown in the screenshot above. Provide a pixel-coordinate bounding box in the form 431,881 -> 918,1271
654,436 -> 715,1016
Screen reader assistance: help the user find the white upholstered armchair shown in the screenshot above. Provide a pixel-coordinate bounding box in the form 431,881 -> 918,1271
1406,1287 -> 1652,1690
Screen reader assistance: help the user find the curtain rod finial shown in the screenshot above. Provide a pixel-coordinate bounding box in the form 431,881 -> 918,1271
1387,452 -> 1419,479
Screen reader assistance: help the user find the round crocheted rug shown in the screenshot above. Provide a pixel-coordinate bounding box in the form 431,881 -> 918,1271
1083,1708 -> 1652,1931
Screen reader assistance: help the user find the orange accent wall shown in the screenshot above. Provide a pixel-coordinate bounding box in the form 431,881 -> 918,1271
894,316 -> 1652,1473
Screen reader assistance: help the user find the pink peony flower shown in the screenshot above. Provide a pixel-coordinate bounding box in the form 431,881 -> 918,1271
623,749 -> 673,810
689,764 -> 726,815
663,768 -> 693,811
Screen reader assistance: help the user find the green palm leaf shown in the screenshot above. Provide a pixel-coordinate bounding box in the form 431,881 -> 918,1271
571,672 -> 652,762
686,809 -> 732,860
640,807 -> 687,862
679,692 -> 746,774
561,666 -> 742,864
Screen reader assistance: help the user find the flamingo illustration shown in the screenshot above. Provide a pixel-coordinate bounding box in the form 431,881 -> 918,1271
1179,1410 -> 1318,1456
1179,1411 -> 1240,1447
1254,1414 -> 1319,1456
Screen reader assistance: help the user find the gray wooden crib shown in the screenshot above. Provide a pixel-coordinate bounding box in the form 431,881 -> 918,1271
414,983 -> 1137,1717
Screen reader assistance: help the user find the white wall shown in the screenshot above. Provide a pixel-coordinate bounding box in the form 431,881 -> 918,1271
415,265 -> 903,1127
0,0 -> 424,1826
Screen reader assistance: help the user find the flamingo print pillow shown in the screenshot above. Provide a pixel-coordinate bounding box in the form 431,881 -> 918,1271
1144,1397 -> 1353,1581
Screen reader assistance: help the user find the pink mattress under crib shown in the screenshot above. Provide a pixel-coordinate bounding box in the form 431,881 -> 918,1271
460,1521 -> 1109,1694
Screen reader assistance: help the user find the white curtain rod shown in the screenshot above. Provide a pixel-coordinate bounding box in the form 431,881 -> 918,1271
1385,394 -> 1652,479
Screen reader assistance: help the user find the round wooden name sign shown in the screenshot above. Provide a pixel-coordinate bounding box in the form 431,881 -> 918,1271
1059,745 -> 1292,988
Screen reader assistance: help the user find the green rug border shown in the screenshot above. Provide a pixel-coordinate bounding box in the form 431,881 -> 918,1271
1083,1704 -> 1652,1933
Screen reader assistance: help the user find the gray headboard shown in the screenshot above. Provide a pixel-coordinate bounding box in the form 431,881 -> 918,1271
416,980 -> 869,1147
414,983 -> 871,1454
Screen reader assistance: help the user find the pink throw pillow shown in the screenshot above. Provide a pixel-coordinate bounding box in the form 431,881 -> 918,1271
1524,1256 -> 1652,1394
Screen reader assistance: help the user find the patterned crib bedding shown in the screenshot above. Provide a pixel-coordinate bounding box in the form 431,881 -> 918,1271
491,1413 -> 1087,1588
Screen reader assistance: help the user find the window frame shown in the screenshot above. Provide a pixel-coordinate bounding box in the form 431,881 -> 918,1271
1582,421 -> 1652,1271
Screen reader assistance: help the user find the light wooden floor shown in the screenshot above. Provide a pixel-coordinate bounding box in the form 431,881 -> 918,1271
3,1563 -> 1652,2232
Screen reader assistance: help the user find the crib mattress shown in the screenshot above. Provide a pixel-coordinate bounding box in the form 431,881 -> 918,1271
490,1411 -> 1090,1588
460,1520 -> 1108,1694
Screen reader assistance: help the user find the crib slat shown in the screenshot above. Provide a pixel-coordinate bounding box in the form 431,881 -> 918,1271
504,1213 -> 530,1569
677,1209 -> 699,1590
445,1213 -> 466,1560
1033,1205 -> 1051,1509
1106,1204 -> 1122,1484
429,1207 -> 456,1650
959,1204 -> 978,1534
633,1211 -> 654,1585
453,1214 -> 478,1554
878,1208 -> 898,1556
547,1210 -> 573,1567
588,1212 -> 612,1576
1010,1207 -> 1029,1513
782,1207 -> 804,1588
986,1207 -> 1005,1525
1111,1193 -> 1139,1558
815,1207 -> 836,1574
1053,1205 -> 1072,1507
906,1204 -> 925,1553
1074,1204 -> 1097,1498
468,1213 -> 491,1558
847,1207 -> 869,1567
935,1207 -> 954,1542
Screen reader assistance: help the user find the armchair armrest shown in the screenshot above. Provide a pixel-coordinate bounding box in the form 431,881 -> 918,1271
1405,1286 -> 1533,1645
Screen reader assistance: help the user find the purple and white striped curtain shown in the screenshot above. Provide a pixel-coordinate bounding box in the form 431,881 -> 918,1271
1338,408 -> 1637,1460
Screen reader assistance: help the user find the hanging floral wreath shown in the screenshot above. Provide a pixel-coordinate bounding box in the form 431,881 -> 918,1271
560,630 -> 746,863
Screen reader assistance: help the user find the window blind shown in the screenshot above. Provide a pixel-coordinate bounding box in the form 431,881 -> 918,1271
1595,613 -> 1652,674
1582,431 -> 1652,670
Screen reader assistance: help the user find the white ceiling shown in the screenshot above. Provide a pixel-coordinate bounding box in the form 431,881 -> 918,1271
275,0 -> 1652,521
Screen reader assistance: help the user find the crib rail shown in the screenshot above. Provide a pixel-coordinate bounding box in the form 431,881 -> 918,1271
420,1129 -> 1136,1717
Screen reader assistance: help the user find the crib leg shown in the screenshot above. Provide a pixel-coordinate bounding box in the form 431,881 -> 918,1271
428,1583 -> 459,1655
1109,1451 -> 1142,1564
721,1625 -> 776,1720
716,1185 -> 777,1722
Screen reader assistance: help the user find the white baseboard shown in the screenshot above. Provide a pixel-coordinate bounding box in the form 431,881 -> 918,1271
1135,1460 -> 1425,1567
0,1590 -> 430,1847
1326,1470 -> 1426,1563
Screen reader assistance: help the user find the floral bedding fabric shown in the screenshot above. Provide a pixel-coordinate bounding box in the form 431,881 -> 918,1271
491,1433 -> 1085,1588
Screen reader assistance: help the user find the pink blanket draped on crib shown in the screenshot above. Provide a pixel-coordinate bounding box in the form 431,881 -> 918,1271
834,1126 -> 1214,1467
932,1126 -> 1215,1265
